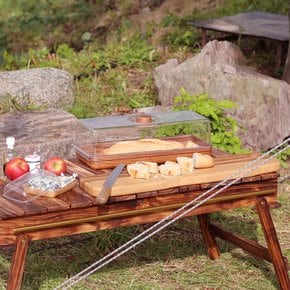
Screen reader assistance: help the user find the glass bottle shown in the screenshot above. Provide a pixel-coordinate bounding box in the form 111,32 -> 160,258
25,152 -> 41,171
3,136 -> 17,173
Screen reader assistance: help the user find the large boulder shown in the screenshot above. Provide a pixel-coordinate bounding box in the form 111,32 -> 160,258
0,109 -> 92,161
154,40 -> 290,150
0,68 -> 74,110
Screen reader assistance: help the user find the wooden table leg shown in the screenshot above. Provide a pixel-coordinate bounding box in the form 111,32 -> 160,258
256,197 -> 290,290
275,42 -> 283,71
7,234 -> 30,290
197,214 -> 220,260
201,28 -> 207,47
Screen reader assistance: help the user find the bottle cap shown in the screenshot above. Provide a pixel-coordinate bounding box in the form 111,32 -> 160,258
25,154 -> 41,163
6,136 -> 15,149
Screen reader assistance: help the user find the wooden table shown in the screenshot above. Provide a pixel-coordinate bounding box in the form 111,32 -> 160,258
0,153 -> 289,289
189,11 -> 289,70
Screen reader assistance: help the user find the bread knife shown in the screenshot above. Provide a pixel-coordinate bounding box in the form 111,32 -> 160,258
96,163 -> 125,205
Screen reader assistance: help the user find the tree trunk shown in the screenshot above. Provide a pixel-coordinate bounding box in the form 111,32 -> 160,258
282,2 -> 290,82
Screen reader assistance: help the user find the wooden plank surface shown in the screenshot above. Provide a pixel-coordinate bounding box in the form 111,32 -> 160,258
80,157 -> 280,197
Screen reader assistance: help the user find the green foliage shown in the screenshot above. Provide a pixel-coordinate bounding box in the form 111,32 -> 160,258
273,144 -> 290,169
220,0 -> 288,14
0,35 -> 157,118
174,88 -> 248,153
161,13 -> 198,47
0,0 -> 106,53
118,36 -> 156,66
0,94 -> 42,113
0,0 -> 288,121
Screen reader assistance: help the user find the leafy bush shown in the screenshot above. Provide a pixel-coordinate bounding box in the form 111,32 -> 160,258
174,88 -> 248,153
272,143 -> 290,168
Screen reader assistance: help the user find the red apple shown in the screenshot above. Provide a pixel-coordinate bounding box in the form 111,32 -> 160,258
5,158 -> 29,180
44,156 -> 66,176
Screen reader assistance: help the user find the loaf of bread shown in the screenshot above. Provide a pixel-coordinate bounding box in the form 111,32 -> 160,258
185,141 -> 199,148
159,161 -> 182,176
103,138 -> 184,155
136,161 -> 158,174
176,156 -> 194,173
127,163 -> 150,179
192,153 -> 214,169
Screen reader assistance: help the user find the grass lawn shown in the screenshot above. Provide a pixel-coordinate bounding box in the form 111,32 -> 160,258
0,171 -> 289,289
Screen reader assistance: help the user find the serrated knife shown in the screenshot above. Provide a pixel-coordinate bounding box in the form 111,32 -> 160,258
96,163 -> 125,205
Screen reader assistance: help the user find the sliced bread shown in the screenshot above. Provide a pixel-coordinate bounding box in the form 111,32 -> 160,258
192,153 -> 214,169
136,161 -> 158,174
159,161 -> 182,176
127,163 -> 150,179
176,156 -> 194,173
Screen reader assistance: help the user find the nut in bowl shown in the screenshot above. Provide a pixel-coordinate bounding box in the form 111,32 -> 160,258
3,168 -> 78,203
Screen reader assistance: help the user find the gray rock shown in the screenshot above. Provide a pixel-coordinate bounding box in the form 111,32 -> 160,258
154,59 -> 179,106
153,40 -> 290,150
0,68 -> 74,110
0,109 -> 93,162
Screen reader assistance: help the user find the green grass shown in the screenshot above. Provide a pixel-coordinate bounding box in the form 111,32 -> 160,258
0,183 -> 288,289
0,1 -> 289,288
0,0 -> 288,118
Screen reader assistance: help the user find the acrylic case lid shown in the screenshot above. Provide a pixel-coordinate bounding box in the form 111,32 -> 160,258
3,168 -> 77,203
74,110 -> 212,170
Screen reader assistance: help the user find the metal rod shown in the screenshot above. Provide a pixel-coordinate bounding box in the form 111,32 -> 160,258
15,189 -> 273,235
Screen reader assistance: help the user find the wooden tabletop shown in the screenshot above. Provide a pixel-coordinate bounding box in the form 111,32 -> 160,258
0,153 -> 279,222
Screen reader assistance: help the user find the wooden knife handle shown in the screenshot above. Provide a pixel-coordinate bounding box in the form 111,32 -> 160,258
96,186 -> 111,205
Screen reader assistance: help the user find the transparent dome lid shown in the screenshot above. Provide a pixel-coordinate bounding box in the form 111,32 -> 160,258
74,110 -> 211,170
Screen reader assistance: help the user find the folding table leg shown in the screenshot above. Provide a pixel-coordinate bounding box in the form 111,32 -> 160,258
7,234 -> 30,290
256,197 -> 290,290
201,28 -> 208,47
197,214 -> 220,260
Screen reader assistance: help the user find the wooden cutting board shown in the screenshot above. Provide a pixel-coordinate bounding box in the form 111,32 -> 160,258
79,157 -> 280,197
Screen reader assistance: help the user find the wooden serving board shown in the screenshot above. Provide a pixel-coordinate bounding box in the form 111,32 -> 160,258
79,157 -> 280,198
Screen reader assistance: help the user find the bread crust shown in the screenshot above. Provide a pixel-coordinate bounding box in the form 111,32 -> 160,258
193,153 -> 214,168
103,138 -> 185,155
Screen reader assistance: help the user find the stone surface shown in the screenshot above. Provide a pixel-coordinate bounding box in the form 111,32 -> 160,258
0,68 -> 74,110
153,40 -> 290,150
0,109 -> 93,163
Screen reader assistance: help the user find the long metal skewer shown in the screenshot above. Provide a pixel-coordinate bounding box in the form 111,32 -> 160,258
55,137 -> 290,289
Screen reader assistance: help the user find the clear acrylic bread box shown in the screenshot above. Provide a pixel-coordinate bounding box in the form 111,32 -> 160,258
75,110 -> 212,169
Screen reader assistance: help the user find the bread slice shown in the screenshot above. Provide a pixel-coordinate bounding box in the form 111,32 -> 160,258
136,161 -> 158,174
176,156 -> 194,173
185,141 -> 199,148
127,163 -> 150,179
192,153 -> 214,169
159,161 -> 182,176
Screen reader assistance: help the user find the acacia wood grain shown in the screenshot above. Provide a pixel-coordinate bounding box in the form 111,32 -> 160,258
0,156 -> 283,290
198,214 -> 220,260
79,158 -> 280,197
256,198 -> 290,290
7,234 -> 29,290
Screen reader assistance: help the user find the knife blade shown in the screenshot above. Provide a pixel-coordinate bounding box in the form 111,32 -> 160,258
96,163 -> 125,205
